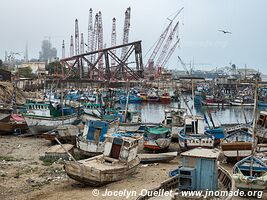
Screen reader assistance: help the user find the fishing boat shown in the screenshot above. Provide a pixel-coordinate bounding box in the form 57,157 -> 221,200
0,114 -> 28,134
162,108 -> 185,140
178,115 -> 215,151
230,92 -> 254,106
143,125 -> 172,150
255,110 -> 267,142
147,90 -> 160,102
138,92 -> 148,101
0,105 -> 13,121
23,101 -> 78,135
201,95 -> 230,106
117,110 -> 142,132
233,156 -> 267,191
64,133 -> 141,186
119,94 -> 142,103
221,130 -> 253,162
42,124 -> 82,145
76,119 -> 119,156
233,81 -> 267,192
138,152 -> 177,163
160,91 -> 172,103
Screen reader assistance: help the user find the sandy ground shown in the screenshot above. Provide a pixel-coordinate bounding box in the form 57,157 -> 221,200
0,136 -> 181,200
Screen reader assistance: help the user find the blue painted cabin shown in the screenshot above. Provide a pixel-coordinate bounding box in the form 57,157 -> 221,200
170,147 -> 220,191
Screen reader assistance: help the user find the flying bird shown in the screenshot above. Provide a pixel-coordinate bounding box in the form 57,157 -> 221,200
218,29 -> 232,34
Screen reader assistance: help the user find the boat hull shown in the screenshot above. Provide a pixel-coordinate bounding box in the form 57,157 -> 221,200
160,97 -> 171,103
0,122 -> 28,134
24,114 -> 77,135
230,102 -> 254,106
64,156 -> 140,186
178,132 -> 214,151
144,138 -> 171,150
221,142 -> 252,161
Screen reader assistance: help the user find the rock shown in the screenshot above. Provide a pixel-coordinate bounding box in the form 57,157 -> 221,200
26,178 -> 35,184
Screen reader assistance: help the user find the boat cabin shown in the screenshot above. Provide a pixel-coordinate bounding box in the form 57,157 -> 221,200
77,120 -> 118,155
103,135 -> 140,163
257,110 -> 267,128
118,110 -> 141,123
184,115 -> 205,135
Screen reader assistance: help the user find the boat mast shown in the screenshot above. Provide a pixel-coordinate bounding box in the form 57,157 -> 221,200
124,91 -> 130,123
250,80 -> 258,176
191,78 -> 197,134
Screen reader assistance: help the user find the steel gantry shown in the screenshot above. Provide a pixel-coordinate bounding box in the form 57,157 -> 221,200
60,40 -> 144,82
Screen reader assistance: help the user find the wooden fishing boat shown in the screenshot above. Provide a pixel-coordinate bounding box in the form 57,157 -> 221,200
162,108 -> 185,140
143,125 -> 172,150
0,105 -> 12,121
230,94 -> 254,106
42,124 -> 82,145
178,115 -> 215,151
117,110 -> 142,132
0,114 -> 28,134
76,119 -> 119,156
138,92 -> 148,101
221,130 -> 253,162
147,90 -> 160,102
64,134 -> 141,186
255,110 -> 267,142
23,102 -> 77,135
160,92 -> 172,103
201,95 -> 230,106
233,156 -> 267,191
233,81 -> 267,192
119,95 -> 142,103
138,152 -> 177,163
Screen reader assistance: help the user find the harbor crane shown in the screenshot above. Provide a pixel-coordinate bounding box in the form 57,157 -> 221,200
178,56 -> 191,75
161,38 -> 180,68
146,7 -> 184,69
155,21 -> 179,69
121,7 -> 131,60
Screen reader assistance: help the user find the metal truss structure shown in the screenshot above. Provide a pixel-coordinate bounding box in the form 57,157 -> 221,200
60,40 -> 144,82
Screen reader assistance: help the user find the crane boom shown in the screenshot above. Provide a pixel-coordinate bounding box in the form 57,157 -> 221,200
146,7 -> 184,68
121,7 -> 131,60
178,56 -> 190,75
155,21 -> 179,68
161,38 -> 180,68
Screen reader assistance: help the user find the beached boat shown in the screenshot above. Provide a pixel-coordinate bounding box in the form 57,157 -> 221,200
138,152 -> 177,163
162,108 -> 185,140
42,124 -> 82,145
117,110 -> 142,132
23,102 -> 77,135
255,110 -> 267,142
0,114 -> 28,134
178,115 -> 215,151
0,105 -> 13,121
233,82 -> 267,192
233,156 -> 267,191
221,130 -> 253,162
76,119 -> 119,156
64,134 -> 141,186
143,125 -> 171,150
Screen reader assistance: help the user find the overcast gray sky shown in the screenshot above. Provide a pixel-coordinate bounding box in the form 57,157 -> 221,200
1,0 -> 267,73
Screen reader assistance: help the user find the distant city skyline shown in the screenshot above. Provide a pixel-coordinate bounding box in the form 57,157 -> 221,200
1,0 -> 267,74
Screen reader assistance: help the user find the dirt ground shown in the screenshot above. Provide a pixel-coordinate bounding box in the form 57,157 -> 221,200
0,136 -> 181,200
